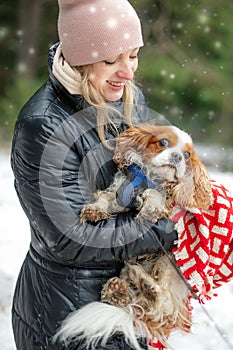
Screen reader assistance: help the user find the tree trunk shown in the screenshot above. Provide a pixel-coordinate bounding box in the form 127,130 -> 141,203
17,0 -> 42,79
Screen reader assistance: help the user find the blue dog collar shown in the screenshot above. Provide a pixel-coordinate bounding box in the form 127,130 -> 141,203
118,164 -> 162,208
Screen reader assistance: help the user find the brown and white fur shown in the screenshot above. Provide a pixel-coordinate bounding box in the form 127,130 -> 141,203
54,125 -> 213,349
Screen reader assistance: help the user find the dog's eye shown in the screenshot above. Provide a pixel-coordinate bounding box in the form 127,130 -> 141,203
184,151 -> 191,159
159,138 -> 170,147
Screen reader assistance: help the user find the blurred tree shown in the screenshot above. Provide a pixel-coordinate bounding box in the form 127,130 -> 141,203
134,0 -> 233,145
0,0 -> 58,142
0,0 -> 18,95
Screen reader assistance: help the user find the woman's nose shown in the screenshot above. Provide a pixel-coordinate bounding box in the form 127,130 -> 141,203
117,61 -> 134,80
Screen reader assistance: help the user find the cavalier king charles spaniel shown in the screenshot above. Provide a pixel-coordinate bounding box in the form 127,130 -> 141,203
80,124 -> 212,223
54,124 -> 214,349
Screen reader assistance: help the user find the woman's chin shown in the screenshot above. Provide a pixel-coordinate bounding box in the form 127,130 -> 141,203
103,91 -> 124,102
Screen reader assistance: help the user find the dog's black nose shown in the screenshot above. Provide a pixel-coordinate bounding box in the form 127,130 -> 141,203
171,152 -> 182,163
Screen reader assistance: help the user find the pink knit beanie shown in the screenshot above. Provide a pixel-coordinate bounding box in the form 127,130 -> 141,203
57,0 -> 143,66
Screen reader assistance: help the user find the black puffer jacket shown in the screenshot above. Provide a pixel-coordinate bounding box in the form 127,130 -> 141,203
11,43 -> 177,350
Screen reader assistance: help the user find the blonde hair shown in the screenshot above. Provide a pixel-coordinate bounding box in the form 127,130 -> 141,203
77,65 -> 139,147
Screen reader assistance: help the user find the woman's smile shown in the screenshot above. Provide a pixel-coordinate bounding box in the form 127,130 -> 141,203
106,80 -> 125,87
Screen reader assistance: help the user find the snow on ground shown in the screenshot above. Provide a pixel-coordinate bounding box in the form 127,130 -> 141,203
0,152 -> 30,350
0,151 -> 233,350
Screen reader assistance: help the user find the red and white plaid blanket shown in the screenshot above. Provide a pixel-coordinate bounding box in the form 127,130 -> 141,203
150,180 -> 233,348
172,179 -> 233,301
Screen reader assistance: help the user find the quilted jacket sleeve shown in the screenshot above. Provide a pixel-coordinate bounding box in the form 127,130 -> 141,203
11,96 -> 177,266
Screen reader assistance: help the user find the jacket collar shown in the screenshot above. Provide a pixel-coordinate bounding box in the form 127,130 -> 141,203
48,42 -> 85,112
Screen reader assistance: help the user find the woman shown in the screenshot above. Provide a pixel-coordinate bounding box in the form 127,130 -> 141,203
11,0 -> 177,349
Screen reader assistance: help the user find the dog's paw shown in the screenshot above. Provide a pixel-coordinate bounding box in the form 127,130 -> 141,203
80,205 -> 111,222
140,279 -> 160,300
136,207 -> 160,223
127,263 -> 160,301
101,277 -> 130,307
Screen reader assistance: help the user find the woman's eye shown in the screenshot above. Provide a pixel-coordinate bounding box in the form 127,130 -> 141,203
130,55 -> 138,60
184,151 -> 191,159
159,138 -> 170,147
104,60 -> 116,65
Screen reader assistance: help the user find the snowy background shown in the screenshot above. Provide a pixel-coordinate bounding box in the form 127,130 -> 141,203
0,149 -> 233,350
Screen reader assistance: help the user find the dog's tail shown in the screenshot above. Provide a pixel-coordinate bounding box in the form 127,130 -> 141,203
53,301 -> 151,350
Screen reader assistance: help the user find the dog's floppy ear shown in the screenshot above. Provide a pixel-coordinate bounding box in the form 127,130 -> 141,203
113,126 -> 153,169
189,153 -> 213,209
173,152 -> 213,210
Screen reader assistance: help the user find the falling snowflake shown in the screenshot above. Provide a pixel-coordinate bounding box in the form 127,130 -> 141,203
160,70 -> 167,76
91,51 -> 99,59
107,18 -> 117,29
89,6 -> 96,13
17,62 -> 27,73
204,26 -> 211,33
198,13 -> 209,24
214,41 -> 222,48
124,33 -> 130,40
176,22 -> 183,29
0,27 -> 7,39
16,29 -> 23,37
170,106 -> 180,116
28,48 -> 35,55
